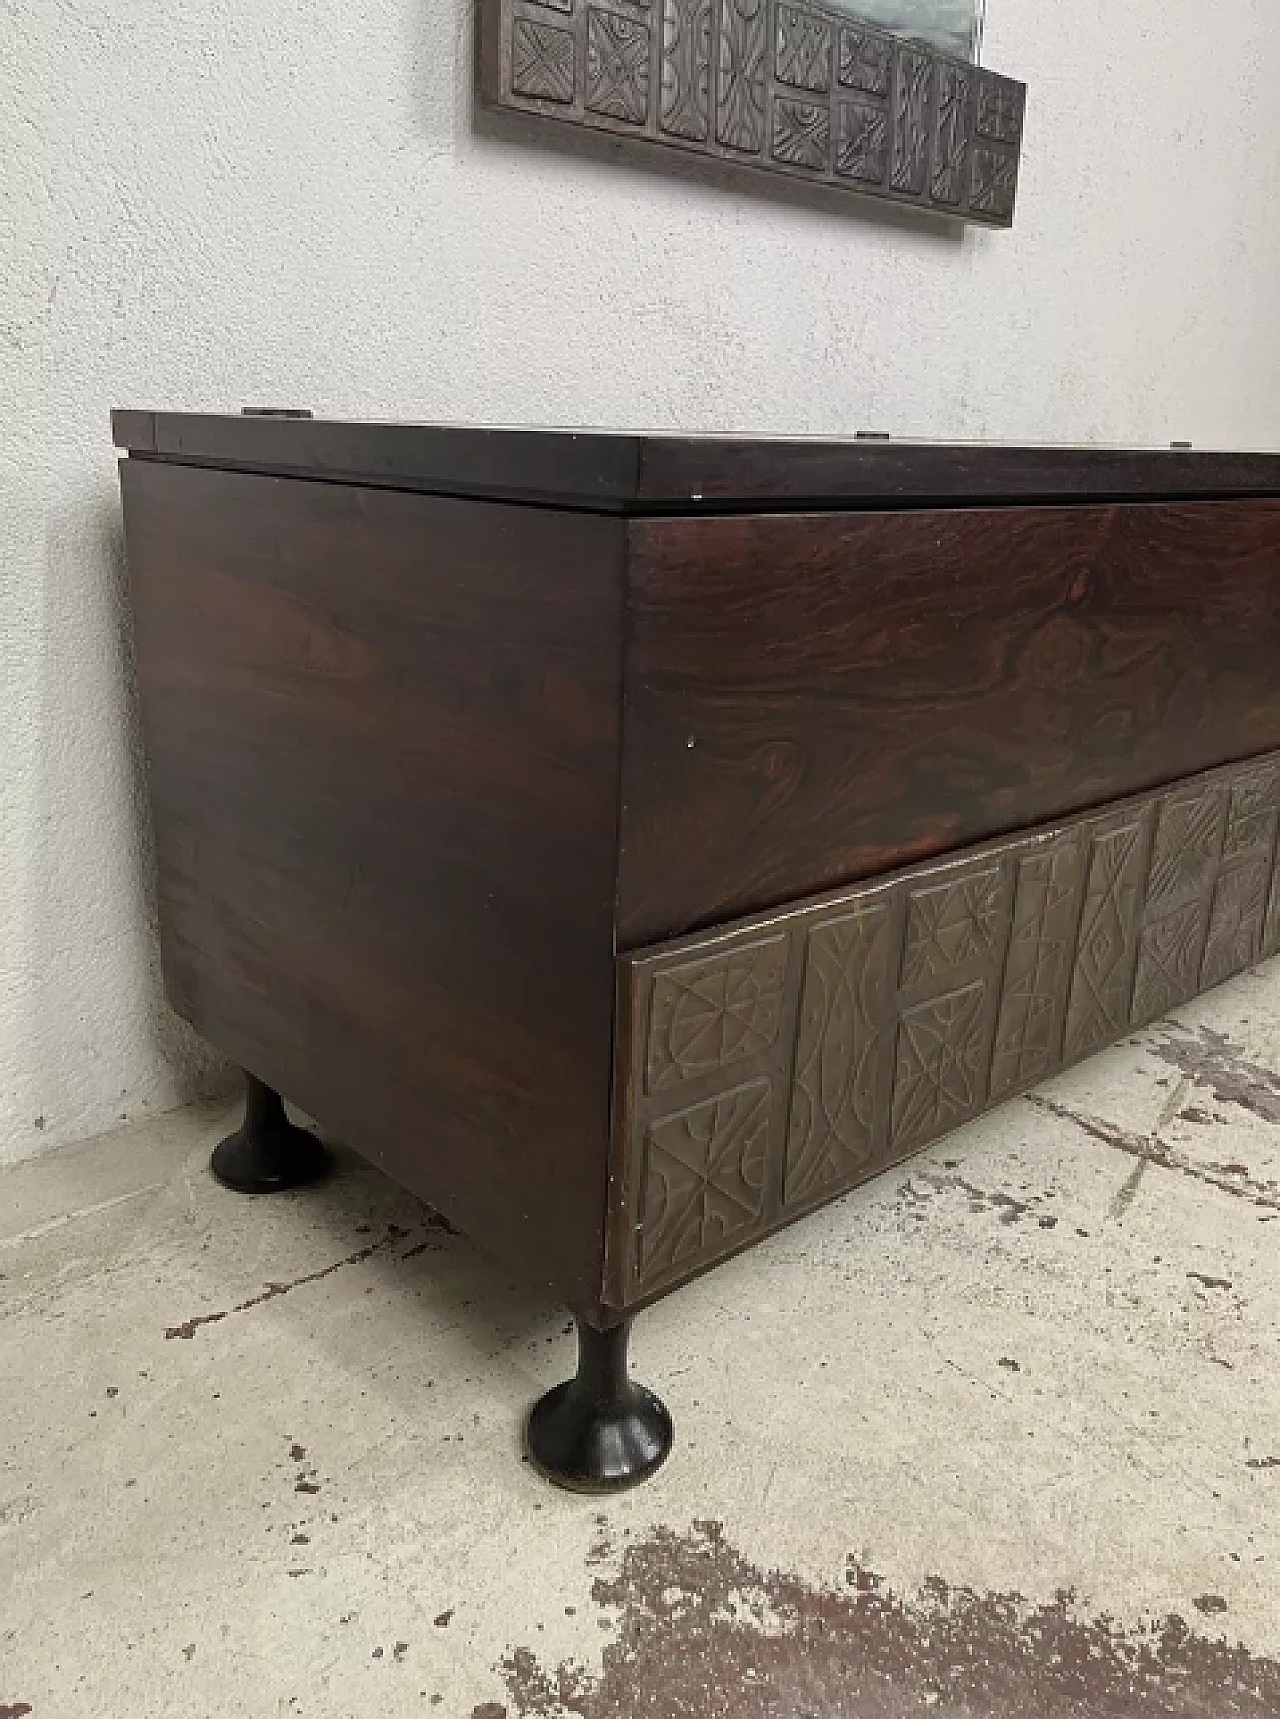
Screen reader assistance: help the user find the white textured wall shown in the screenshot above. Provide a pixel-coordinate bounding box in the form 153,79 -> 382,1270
3,0 -> 1279,1165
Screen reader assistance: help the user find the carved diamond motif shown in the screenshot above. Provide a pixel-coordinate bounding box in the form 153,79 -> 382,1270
586,8 -> 651,123
512,17 -> 575,103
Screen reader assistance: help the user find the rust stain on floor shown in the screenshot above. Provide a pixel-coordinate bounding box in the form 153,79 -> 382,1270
478,1520 -> 1280,1719
1025,1096 -> 1280,1212
1148,1025 -> 1280,1125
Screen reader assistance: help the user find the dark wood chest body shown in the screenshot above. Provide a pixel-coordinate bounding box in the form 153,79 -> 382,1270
114,416 -> 1280,1327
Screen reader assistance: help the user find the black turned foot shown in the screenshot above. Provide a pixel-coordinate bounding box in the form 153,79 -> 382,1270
525,1318 -> 673,1493
211,1073 -> 332,1195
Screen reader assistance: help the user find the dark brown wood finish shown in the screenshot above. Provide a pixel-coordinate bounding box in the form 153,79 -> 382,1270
617,501 -> 1280,945
112,413 -> 1280,513
121,459 -> 627,1315
607,750 -> 1280,1313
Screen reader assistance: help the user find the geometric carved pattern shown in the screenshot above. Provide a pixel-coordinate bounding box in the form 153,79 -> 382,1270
890,48 -> 931,194
716,0 -> 768,151
1202,861 -> 1269,989
838,27 -> 891,95
932,62 -> 971,205
892,980 -> 988,1151
835,96 -> 888,184
970,142 -> 1018,220
1133,900 -> 1209,1028
512,17 -> 576,102
614,749 -> 1280,1307
646,936 -> 788,1092
775,3 -> 831,92
586,8 -> 651,122
1146,789 -> 1226,909
638,1081 -> 771,1287
1266,866 -> 1280,962
901,868 -> 1002,988
661,0 -> 713,140
990,844 -> 1082,1097
771,95 -> 830,170
977,71 -> 1022,143
1063,822 -> 1148,1061
483,0 -> 1025,226
786,904 -> 892,1206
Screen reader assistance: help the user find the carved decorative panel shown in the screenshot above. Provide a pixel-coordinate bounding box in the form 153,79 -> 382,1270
645,936 -> 788,1092
479,0 -> 1025,226
838,27 -> 891,95
610,750 -> 1280,1308
775,4 -> 832,92
931,61 -> 970,205
836,97 -> 888,184
661,0 -> 713,140
772,95 -> 831,170
637,1080 -> 771,1286
1062,819 -> 1150,1061
716,0 -> 769,151
511,17 -> 577,102
586,8 -> 651,122
889,47 -> 931,194
786,904 -> 893,1205
989,843 -> 1082,1098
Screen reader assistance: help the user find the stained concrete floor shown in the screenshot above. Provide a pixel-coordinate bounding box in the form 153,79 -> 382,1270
2,967 -> 1279,1719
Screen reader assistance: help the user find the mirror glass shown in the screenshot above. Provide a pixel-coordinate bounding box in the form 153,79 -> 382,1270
827,0 -> 985,62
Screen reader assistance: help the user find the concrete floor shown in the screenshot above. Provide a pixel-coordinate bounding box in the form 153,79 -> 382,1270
2,968 -> 1279,1719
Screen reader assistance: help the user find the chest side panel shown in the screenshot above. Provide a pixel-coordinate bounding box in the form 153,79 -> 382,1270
122,460 -> 626,1311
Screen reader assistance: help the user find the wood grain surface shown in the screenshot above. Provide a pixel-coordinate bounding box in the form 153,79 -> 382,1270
122,460 -> 627,1314
617,501 -> 1280,945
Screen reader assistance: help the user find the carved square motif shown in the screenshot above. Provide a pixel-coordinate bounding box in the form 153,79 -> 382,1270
892,981 -> 988,1152
586,8 -> 652,123
838,28 -> 891,97
977,73 -> 1022,144
901,868 -> 1003,990
932,63 -> 971,206
637,1080 -> 771,1286
970,142 -> 1018,219
646,936 -> 788,1093
771,95 -> 829,170
836,98 -> 888,183
511,16 -> 576,103
775,4 -> 831,93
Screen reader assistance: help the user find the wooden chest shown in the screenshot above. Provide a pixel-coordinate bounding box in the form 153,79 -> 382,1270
114,415 -> 1280,1485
